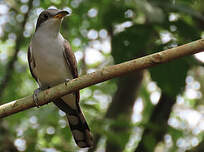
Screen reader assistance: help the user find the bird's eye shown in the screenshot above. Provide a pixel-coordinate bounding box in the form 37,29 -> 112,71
43,14 -> 48,19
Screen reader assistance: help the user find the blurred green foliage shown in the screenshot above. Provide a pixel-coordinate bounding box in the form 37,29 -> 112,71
0,0 -> 203,152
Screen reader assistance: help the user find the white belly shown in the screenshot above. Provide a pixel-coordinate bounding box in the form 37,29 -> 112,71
31,33 -> 73,88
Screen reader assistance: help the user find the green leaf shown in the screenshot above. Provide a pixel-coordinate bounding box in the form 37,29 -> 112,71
112,24 -> 153,64
149,57 -> 190,97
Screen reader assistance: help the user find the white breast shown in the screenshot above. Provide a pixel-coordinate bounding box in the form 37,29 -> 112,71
31,31 -> 72,88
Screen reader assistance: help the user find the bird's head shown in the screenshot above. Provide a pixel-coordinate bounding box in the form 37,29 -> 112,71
35,9 -> 69,33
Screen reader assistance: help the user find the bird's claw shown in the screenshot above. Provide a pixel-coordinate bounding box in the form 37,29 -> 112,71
65,78 -> 70,86
65,78 -> 70,82
33,88 -> 41,108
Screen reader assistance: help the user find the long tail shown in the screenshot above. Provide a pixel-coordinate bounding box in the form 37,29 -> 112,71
53,94 -> 93,148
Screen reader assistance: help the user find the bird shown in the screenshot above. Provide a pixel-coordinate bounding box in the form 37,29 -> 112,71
27,8 -> 93,148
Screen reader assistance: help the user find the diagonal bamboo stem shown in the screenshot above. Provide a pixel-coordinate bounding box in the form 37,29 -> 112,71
0,39 -> 203,118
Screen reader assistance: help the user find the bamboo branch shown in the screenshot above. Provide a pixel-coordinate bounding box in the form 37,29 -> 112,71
0,39 -> 204,118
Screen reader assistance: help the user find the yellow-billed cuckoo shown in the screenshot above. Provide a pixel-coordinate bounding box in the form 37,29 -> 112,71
28,9 -> 93,148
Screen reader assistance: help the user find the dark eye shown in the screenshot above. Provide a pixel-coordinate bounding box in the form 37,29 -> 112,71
43,14 -> 48,19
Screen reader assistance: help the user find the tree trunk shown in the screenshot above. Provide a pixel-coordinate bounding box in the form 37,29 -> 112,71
135,92 -> 175,152
106,71 -> 144,152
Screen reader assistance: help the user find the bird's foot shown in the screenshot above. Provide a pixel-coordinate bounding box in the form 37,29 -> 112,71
33,88 -> 41,108
65,78 -> 70,86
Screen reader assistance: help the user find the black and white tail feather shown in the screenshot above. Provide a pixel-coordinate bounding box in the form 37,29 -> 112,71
54,97 -> 93,148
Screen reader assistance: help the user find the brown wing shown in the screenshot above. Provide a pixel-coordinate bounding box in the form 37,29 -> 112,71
63,40 -> 78,78
63,40 -> 80,102
28,46 -> 38,82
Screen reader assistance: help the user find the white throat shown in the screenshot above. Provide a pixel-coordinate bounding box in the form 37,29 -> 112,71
35,18 -> 61,37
